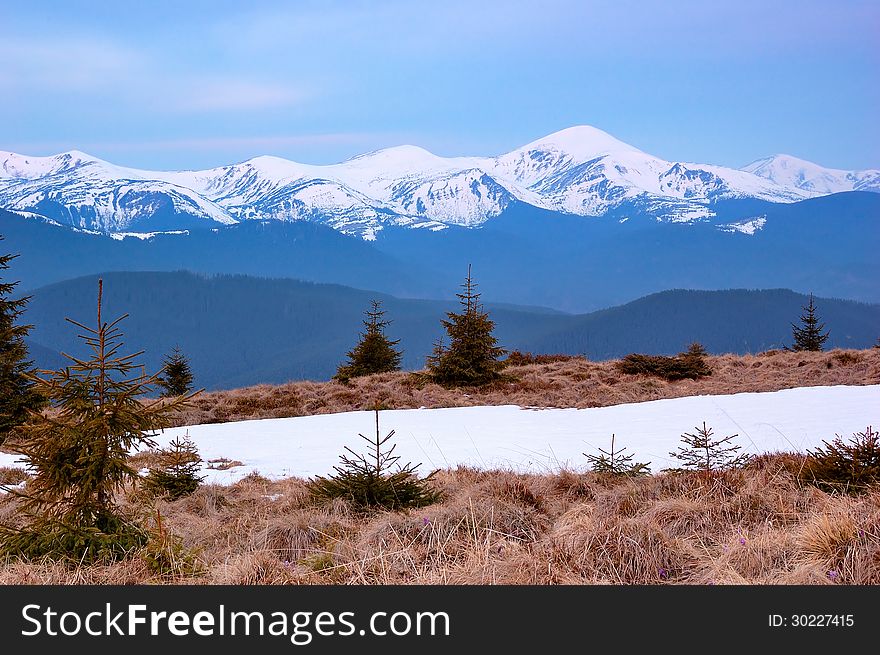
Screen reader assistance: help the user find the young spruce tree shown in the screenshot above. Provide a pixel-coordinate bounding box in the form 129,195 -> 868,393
143,432 -> 204,500
158,345 -> 194,397
0,239 -> 45,445
789,293 -> 830,352
584,434 -> 651,477
334,300 -> 402,382
0,280 -> 193,562
670,422 -> 751,476
309,406 -> 441,510
426,265 -> 505,387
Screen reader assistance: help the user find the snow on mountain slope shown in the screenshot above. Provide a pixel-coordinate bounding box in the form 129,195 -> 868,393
0,128 -> 874,237
490,126 -> 811,218
742,154 -> 880,195
0,151 -> 235,232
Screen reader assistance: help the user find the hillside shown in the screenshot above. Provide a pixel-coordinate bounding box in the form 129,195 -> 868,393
172,348 -> 880,427
22,272 -> 880,389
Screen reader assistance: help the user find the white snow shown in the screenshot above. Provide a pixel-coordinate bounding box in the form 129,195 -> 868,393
742,154 -> 880,195
717,216 -> 767,235
4,385 -> 868,486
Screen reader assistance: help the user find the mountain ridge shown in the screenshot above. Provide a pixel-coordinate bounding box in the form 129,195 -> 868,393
3,126 -> 876,238
23,271 -> 880,390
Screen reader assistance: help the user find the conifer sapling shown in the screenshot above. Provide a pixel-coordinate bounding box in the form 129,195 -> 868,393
789,293 -> 830,352
308,406 -> 441,510
0,280 -> 194,562
158,345 -> 194,397
144,432 -> 205,500
426,265 -> 505,387
669,421 -> 752,476
334,300 -> 402,382
584,434 -> 651,477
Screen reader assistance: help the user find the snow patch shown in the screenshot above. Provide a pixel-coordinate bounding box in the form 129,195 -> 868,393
717,216 -> 767,235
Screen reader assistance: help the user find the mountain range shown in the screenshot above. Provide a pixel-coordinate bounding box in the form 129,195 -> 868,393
2,126 -> 878,238
24,272 -> 880,390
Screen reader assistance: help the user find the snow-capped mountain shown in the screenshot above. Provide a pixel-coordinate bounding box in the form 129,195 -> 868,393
1,127 -> 875,238
0,150 -> 235,232
741,154 -> 880,195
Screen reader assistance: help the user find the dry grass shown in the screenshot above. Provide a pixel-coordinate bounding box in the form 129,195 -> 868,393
1,349 -> 876,585
169,348 -> 880,427
2,456 -> 878,585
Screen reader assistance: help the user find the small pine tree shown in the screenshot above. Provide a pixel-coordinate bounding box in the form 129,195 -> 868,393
308,407 -> 441,510
0,239 -> 45,445
334,300 -> 402,382
143,432 -> 204,500
158,345 -> 194,397
0,280 -> 194,562
789,293 -> 830,352
670,422 -> 751,476
584,434 -> 651,477
426,265 -> 506,387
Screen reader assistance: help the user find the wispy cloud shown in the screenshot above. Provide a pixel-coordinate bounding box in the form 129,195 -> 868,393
0,36 -> 143,89
168,79 -> 309,112
0,35 -> 314,113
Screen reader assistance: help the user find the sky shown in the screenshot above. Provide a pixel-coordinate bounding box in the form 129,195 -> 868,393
1,0 -> 877,171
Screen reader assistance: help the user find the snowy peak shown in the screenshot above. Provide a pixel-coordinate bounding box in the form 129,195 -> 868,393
1,127 -> 876,238
742,154 -> 880,195
518,125 -> 642,160
0,150 -> 102,179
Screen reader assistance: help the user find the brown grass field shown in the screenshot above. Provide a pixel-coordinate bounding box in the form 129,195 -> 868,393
172,348 -> 880,427
0,348 -> 878,585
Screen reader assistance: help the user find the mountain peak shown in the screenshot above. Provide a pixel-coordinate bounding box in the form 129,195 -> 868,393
741,153 -> 879,194
518,125 -> 641,159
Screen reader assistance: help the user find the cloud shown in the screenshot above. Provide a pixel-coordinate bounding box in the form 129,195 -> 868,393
0,36 -> 143,89
0,35 -> 312,113
168,79 -> 309,112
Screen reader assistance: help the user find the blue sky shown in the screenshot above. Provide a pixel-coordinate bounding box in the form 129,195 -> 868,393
2,0 -> 877,170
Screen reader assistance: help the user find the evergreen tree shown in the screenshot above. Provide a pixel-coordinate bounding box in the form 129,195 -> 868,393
158,345 -> 194,397
584,434 -> 651,477
669,422 -> 751,476
789,293 -> 830,352
0,280 -> 193,562
0,238 -> 45,445
143,432 -> 204,500
308,406 -> 441,510
426,265 -> 505,387
334,300 -> 402,382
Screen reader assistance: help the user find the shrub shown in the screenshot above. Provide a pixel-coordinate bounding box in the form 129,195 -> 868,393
803,426 -> 880,494
618,343 -> 711,381
505,351 -> 578,366
308,408 -> 442,511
